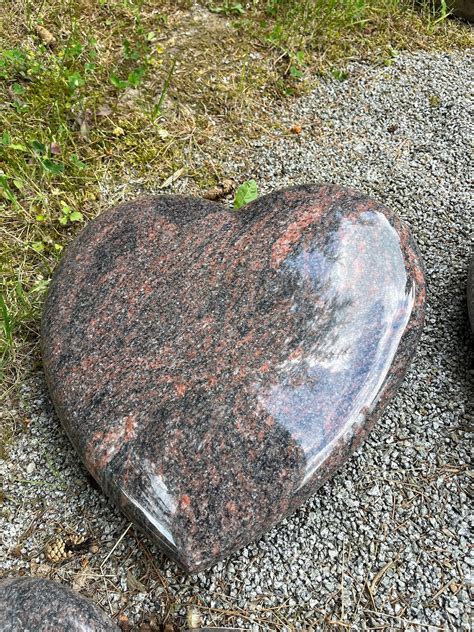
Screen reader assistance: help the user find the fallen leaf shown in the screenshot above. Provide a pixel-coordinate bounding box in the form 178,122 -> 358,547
118,88 -> 140,110
80,121 -> 89,139
118,614 -> 131,631
186,606 -> 202,628
35,25 -> 56,47
126,570 -> 147,593
9,545 -> 22,559
97,105 -> 112,117
157,128 -> 170,140
72,568 -> 90,590
74,109 -> 92,139
202,178 -> 234,201
160,167 -> 184,189
138,615 -> 160,631
30,561 -> 52,577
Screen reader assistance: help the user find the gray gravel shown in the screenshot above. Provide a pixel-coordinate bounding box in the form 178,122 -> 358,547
1,49 -> 473,631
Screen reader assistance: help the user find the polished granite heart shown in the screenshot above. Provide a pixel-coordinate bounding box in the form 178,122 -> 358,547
42,184 -> 425,573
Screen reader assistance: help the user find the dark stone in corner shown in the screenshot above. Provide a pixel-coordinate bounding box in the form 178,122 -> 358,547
0,577 -> 119,631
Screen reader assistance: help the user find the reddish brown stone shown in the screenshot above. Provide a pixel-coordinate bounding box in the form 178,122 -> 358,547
42,185 -> 425,572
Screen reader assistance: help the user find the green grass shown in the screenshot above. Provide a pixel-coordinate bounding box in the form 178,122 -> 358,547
0,0 -> 472,447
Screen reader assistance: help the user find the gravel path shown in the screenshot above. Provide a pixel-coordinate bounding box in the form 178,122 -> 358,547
1,49 -> 473,631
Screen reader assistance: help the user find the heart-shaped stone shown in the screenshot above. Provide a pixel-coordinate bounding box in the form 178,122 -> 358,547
42,185 -> 425,573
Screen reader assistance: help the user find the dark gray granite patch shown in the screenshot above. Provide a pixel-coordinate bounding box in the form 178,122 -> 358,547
0,577 -> 119,631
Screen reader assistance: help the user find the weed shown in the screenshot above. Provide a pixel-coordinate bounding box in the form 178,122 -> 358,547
234,179 -> 259,209
209,2 -> 246,16
0,296 -> 13,350
429,93 -> 441,107
152,58 -> 177,121
331,68 -> 349,81
426,0 -> 453,28
58,202 -> 84,225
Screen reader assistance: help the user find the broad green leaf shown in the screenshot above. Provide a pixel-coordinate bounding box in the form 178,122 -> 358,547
31,241 -> 45,253
110,74 -> 128,90
42,159 -> 64,174
67,71 -> 85,91
290,65 -> 304,78
10,143 -> 28,152
127,67 -> 145,87
234,179 -> 258,210
69,211 -> 84,222
31,140 -> 46,155
70,154 -> 86,169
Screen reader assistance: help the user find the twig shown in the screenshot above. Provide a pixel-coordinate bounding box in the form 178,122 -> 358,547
426,580 -> 457,603
362,608 -> 444,630
100,523 -> 132,570
340,538 -> 346,622
369,557 -> 399,595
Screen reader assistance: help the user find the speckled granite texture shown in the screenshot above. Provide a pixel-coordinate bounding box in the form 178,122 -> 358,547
468,257 -> 474,331
0,577 -> 119,631
41,185 -> 425,572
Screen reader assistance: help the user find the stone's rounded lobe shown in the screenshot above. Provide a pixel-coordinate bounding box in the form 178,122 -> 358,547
0,577 -> 119,631
41,185 -> 426,573
468,256 -> 474,331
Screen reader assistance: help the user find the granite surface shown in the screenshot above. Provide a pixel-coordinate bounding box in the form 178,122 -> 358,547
468,256 -> 474,331
0,577 -> 119,631
41,185 -> 426,573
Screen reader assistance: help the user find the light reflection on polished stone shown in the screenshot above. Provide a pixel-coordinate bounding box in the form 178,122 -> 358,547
258,212 -> 415,489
